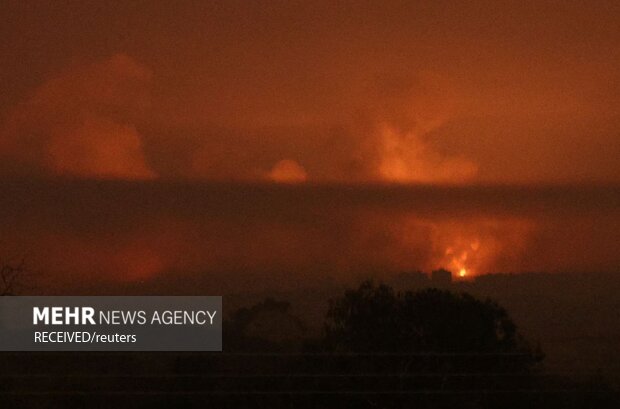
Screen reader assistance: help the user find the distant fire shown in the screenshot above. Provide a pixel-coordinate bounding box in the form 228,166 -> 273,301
391,216 -> 536,278
2,181 -> 615,293
444,239 -> 481,278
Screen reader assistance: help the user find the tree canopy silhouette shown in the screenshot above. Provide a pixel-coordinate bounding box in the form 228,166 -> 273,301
225,298 -> 306,351
323,281 -> 540,360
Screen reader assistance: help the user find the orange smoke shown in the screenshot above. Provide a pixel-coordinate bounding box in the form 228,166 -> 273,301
267,159 -> 308,183
378,215 -> 536,278
180,71 -> 478,185
427,218 -> 535,277
1,54 -> 156,180
375,124 -> 478,184
47,118 -> 155,179
2,180 -> 615,292
34,220 -> 192,282
0,57 -> 475,185
351,73 -> 478,184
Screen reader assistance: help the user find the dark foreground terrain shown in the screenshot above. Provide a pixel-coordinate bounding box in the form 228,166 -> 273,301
2,273 -> 619,408
0,352 -> 617,409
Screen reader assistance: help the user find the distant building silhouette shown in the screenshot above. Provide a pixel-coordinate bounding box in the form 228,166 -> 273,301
431,268 -> 452,287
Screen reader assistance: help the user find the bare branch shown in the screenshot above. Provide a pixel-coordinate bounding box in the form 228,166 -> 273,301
0,258 -> 27,296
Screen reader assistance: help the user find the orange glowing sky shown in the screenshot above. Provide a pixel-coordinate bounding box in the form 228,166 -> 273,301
1,1 -> 619,184
0,1 -> 619,290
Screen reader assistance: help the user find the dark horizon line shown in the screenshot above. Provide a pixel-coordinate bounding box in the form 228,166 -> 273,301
1,175 -> 620,190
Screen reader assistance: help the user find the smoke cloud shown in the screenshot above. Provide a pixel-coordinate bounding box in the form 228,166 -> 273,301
1,54 -> 155,179
350,73 -> 478,183
0,0 -> 618,293
0,181 -> 616,293
267,160 -> 308,183
183,72 -> 478,184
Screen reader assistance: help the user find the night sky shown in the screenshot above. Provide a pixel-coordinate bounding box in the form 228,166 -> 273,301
1,1 -> 619,290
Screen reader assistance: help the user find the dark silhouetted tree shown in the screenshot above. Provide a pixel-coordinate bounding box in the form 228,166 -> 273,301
225,298 -> 306,351
323,281 -> 542,369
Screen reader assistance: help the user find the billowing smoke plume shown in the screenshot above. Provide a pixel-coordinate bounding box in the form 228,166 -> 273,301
0,54 -> 155,179
372,124 -> 478,183
185,72 -> 477,184
3,55 -> 477,184
351,73 -> 478,184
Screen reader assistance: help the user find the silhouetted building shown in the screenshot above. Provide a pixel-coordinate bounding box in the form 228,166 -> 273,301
431,268 -> 452,287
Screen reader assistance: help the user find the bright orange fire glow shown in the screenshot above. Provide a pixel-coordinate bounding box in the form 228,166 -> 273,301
390,217 -> 536,279
445,241 -> 476,278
